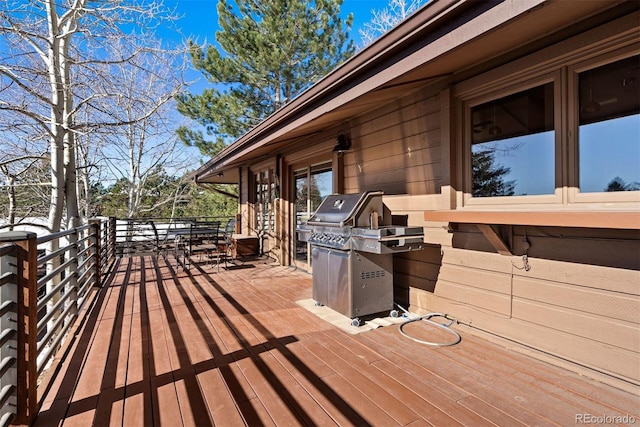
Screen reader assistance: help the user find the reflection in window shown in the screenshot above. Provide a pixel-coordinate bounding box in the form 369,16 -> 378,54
294,172 -> 309,262
255,169 -> 275,232
471,83 -> 555,197
294,165 -> 332,263
310,169 -> 332,212
579,55 -> 640,193
295,173 -> 308,224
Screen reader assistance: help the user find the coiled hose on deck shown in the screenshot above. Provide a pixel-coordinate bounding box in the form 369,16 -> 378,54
395,303 -> 461,347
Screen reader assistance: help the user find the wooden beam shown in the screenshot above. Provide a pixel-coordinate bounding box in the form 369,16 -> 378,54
476,224 -> 513,255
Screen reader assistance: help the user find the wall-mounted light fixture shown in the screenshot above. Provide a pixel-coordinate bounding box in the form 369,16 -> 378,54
333,133 -> 351,153
217,171 -> 224,177
488,101 -> 502,136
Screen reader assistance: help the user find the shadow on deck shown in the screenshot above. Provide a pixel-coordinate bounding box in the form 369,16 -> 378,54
35,255 -> 638,426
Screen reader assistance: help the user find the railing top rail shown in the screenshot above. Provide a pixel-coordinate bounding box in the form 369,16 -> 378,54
115,216 -> 228,223
37,225 -> 91,245
0,245 -> 16,258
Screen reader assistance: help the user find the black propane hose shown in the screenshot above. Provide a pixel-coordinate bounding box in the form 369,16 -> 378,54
395,303 -> 461,347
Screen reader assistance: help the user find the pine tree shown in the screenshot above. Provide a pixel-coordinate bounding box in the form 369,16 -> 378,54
605,176 -> 640,192
472,148 -> 516,197
176,0 -> 355,156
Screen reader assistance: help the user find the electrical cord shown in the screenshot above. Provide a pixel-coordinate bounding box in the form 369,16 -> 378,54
395,303 -> 462,347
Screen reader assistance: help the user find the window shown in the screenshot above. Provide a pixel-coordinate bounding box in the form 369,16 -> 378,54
293,163 -> 332,264
577,54 -> 640,193
294,164 -> 333,224
461,44 -> 639,207
255,169 -> 276,232
471,83 -> 555,197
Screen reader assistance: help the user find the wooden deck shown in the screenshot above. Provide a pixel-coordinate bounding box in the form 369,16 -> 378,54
35,254 -> 638,426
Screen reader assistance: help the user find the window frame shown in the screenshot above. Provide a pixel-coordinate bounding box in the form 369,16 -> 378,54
253,167 -> 276,233
567,47 -> 640,205
462,71 -> 564,207
457,43 -> 640,210
291,161 -> 332,269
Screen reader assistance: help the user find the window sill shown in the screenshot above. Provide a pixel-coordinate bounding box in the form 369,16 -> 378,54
423,210 -> 640,230
424,210 -> 640,255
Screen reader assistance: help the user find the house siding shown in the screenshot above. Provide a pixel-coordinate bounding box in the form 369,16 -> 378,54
277,73 -> 639,389
228,4 -> 640,392
407,226 -> 640,391
342,90 -> 442,196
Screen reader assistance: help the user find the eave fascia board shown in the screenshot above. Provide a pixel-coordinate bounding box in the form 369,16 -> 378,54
197,0 -> 549,179
196,0 -> 466,180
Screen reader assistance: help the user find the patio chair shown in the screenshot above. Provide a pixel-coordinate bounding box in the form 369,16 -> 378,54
218,218 -> 237,268
185,221 -> 223,271
155,220 -> 181,257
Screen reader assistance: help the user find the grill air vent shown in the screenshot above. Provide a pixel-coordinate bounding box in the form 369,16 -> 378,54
361,270 -> 385,280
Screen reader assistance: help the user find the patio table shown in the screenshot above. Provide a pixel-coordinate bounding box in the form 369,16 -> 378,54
170,226 -> 223,270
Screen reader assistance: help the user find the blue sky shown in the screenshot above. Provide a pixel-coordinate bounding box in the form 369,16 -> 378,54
164,0 -> 392,46
157,0 -> 396,164
160,0 -> 396,104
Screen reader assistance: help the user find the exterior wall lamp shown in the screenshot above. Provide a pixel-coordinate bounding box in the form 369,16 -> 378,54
333,133 -> 351,153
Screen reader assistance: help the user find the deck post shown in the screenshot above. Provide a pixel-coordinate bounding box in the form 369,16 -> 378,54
0,232 -> 38,425
0,240 -> 18,426
88,219 -> 101,288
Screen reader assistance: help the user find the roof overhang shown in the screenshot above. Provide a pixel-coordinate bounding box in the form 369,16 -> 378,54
195,0 -> 631,183
193,166 -> 239,185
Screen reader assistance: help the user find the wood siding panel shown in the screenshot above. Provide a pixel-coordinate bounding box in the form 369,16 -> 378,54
348,120 -> 441,159
342,91 -> 442,196
345,178 -> 440,196
344,145 -> 441,179
431,280 -> 512,316
405,225 -> 640,389
511,255 -> 640,295
513,276 -> 640,324
395,254 -> 442,282
511,298 -> 639,352
439,264 -> 511,295
441,246 -> 513,274
409,286 -> 640,386
351,92 -> 441,139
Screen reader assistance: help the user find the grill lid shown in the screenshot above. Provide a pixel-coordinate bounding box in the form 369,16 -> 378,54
306,191 -> 384,228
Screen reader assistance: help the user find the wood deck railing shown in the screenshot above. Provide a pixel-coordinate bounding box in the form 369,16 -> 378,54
0,216 -> 232,425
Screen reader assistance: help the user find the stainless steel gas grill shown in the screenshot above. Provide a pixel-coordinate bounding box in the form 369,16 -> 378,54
297,191 -> 424,326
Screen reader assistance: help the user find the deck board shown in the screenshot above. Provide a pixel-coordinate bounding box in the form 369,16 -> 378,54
35,254 -> 639,426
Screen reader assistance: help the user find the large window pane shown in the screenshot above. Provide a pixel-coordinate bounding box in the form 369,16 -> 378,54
579,55 -> 640,193
471,83 -> 555,197
295,173 -> 308,224
294,165 -> 332,265
310,169 -> 332,212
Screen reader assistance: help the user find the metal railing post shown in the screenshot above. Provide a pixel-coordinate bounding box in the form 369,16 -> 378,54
88,220 -> 101,288
0,232 -> 37,425
66,229 -> 78,319
108,217 -> 116,261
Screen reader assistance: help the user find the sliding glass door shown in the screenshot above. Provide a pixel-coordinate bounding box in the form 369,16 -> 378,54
293,163 -> 332,270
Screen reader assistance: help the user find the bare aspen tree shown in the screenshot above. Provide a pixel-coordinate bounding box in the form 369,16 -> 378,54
0,0 -> 182,231
359,0 -> 427,47
94,42 -> 191,218
1,0 -> 184,345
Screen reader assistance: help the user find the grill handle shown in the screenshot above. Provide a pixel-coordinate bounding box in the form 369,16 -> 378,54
306,220 -> 351,227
